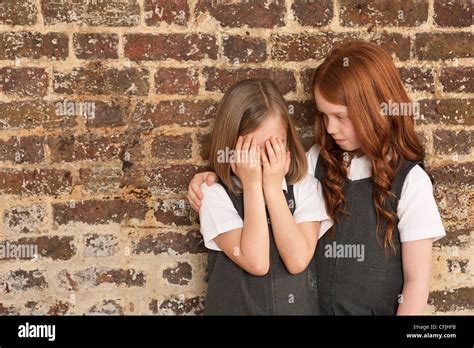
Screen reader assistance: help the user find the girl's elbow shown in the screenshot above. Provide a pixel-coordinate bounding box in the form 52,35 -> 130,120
286,258 -> 311,275
247,260 -> 270,276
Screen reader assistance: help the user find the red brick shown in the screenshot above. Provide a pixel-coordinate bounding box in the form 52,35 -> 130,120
58,268 -> 145,291
0,0 -> 37,25
223,36 -> 267,63
14,236 -> 76,261
292,0 -> 333,26
415,33 -> 472,60
73,33 -> 118,60
163,262 -> 192,285
429,287 -> 474,312
150,133 -> 192,160
149,296 -> 204,315
419,99 -> 473,126
155,68 -> 199,95
154,198 -> 193,226
41,0 -> 140,26
339,0 -> 428,27
84,99 -> 128,128
124,34 -> 217,61
79,167 -> 122,195
0,136 -> 45,164
0,169 -> 72,196
53,199 -> 148,225
144,0 -> 190,26
399,67 -> 435,93
53,67 -> 149,96
0,100 -> 77,130
195,0 -> 285,28
132,230 -> 206,255
0,32 -> 68,60
145,164 -> 210,195
441,68 -> 474,93
132,100 -> 217,129
287,100 -> 316,128
0,68 -> 48,97
434,0 -> 472,27
433,130 -> 472,155
48,133 -> 124,163
272,33 -> 332,61
203,67 -> 296,95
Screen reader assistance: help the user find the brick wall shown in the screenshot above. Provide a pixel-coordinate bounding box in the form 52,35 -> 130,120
0,0 -> 472,315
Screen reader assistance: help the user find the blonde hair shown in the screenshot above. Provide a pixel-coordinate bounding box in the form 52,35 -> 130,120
209,78 -> 307,194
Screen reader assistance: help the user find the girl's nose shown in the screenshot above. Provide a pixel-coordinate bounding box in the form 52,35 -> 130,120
326,116 -> 338,136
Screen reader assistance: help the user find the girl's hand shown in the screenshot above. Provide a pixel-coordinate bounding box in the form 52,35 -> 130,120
261,136 -> 291,189
231,135 -> 262,188
187,171 -> 218,212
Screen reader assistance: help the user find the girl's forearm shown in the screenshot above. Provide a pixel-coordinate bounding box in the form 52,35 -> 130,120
240,183 -> 270,273
263,186 -> 314,274
396,280 -> 430,315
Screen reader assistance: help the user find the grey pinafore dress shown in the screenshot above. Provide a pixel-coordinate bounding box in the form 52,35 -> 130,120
204,178 -> 319,315
313,155 -> 424,315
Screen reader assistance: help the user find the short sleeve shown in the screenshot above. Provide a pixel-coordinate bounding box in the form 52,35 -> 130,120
397,165 -> 446,242
293,174 -> 334,239
199,183 -> 243,251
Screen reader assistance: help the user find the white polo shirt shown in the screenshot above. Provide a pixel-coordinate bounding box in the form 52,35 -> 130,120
306,144 -> 446,242
199,174 -> 333,251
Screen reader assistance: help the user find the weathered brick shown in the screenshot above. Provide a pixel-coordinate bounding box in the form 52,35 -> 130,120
415,33 -> 472,60
0,269 -> 47,293
48,133 -> 124,163
0,68 -> 48,97
84,234 -> 118,258
58,267 -> 145,291
419,99 -> 473,126
155,68 -> 199,95
41,0 -> 140,26
154,198 -> 193,226
0,100 -> 77,130
440,67 -> 474,93
339,0 -> 428,26
150,296 -> 204,315
430,162 -> 473,186
434,0 -> 472,27
195,0 -> 285,28
203,67 -> 296,95
132,100 -> 217,129
0,169 -> 72,196
0,0 -> 37,25
223,36 -> 267,63
433,130 -> 472,155
79,167 -> 123,195
3,204 -> 46,234
53,67 -> 149,96
89,299 -> 124,315
163,262 -> 192,285
197,132 -> 211,161
434,226 -> 471,248
47,301 -> 70,316
0,32 -> 68,60
13,236 -> 76,261
73,33 -> 119,60
292,0 -> 333,27
0,136 -> 45,164
272,33 -> 332,61
132,230 -> 206,256
144,0 -> 190,26
0,303 -> 19,315
53,199 -> 148,225
84,99 -> 128,128
124,34 -> 217,61
145,164 -> 209,195
150,133 -> 192,160
399,67 -> 435,93
429,287 -> 474,312
288,100 -> 316,128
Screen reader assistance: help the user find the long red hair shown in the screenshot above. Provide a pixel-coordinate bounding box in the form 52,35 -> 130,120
312,42 -> 425,254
